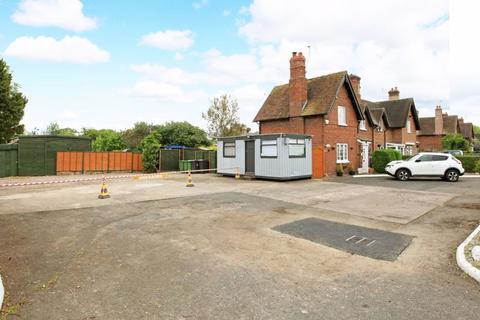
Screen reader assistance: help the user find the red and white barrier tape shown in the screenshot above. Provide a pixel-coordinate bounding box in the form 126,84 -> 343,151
0,167 -> 239,188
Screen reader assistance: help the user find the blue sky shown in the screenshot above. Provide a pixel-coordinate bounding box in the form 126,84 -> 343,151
0,0 -> 477,133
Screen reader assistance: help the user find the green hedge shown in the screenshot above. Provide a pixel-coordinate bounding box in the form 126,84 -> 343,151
371,149 -> 402,173
456,156 -> 480,172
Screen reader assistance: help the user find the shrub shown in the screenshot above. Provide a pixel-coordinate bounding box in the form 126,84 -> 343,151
475,161 -> 480,173
371,149 -> 402,173
139,131 -> 161,173
456,156 -> 480,172
442,134 -> 470,152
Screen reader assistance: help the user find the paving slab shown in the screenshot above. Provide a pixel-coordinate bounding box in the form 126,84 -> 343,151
273,217 -> 414,261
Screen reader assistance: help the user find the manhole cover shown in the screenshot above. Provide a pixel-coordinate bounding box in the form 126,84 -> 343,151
272,217 -> 413,261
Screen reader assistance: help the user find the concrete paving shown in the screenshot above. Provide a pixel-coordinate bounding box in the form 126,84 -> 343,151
0,174 -> 479,319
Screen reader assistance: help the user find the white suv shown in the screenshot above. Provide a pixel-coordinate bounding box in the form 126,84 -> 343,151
385,152 -> 465,182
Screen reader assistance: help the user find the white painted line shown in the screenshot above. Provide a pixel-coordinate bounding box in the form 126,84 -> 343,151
345,235 -> 357,242
355,237 -> 367,244
0,273 -> 4,310
353,174 -> 388,178
456,224 -> 480,283
366,240 -> 376,247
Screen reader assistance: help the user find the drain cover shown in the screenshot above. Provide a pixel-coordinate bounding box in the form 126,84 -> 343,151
273,217 -> 413,261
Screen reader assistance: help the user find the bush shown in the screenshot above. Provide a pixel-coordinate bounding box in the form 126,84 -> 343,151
456,156 -> 480,172
475,161 -> 480,173
371,149 -> 402,173
442,134 -> 470,152
139,131 -> 161,173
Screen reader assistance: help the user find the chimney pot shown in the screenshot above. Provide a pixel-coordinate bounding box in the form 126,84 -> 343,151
435,105 -> 443,135
288,51 -> 307,117
388,87 -> 400,101
292,52 -> 297,56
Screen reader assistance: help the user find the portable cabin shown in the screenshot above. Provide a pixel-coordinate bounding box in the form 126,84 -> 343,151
217,133 -> 312,180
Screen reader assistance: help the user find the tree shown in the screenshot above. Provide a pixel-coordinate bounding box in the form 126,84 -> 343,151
139,131 -> 161,172
92,130 -> 127,151
122,122 -> 156,150
202,94 -> 250,138
0,59 -> 28,143
474,125 -> 480,137
442,134 -> 470,151
156,121 -> 210,147
44,122 -> 78,136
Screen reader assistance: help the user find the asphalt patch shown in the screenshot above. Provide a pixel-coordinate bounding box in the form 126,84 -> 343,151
273,217 -> 413,261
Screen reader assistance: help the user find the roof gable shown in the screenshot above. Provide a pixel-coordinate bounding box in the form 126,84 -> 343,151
254,71 -> 364,122
374,98 -> 420,129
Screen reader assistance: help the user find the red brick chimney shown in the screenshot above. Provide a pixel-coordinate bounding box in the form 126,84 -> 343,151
435,105 -> 443,135
350,74 -> 361,101
289,52 -> 307,117
388,87 -> 400,101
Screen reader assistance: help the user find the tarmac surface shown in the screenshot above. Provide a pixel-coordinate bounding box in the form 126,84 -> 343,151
0,174 -> 479,319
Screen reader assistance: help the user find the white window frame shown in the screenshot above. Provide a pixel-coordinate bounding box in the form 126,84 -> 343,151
260,139 -> 278,158
223,142 -> 236,158
336,143 -> 349,163
287,138 -> 306,158
406,118 -> 411,133
377,119 -> 384,132
359,120 -> 366,131
338,106 -> 347,126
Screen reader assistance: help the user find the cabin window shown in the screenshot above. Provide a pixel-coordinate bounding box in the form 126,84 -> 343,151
336,143 -> 349,163
223,142 -> 236,157
338,106 -> 347,126
288,138 -> 305,157
261,139 -> 277,158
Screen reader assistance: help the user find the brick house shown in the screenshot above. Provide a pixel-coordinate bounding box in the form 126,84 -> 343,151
253,52 -> 364,176
417,105 -> 469,151
356,85 -> 420,156
459,117 -> 475,141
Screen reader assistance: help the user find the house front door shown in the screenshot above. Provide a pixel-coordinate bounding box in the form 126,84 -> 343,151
245,140 -> 255,175
358,142 -> 369,174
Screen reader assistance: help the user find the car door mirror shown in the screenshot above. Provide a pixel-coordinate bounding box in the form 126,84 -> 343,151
415,159 -> 421,162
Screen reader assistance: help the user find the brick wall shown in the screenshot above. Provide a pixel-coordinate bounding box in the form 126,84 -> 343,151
323,85 -> 359,174
418,135 -> 443,151
259,84 -> 360,175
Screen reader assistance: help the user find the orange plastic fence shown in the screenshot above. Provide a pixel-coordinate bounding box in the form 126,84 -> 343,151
312,147 -> 325,178
56,152 -> 143,174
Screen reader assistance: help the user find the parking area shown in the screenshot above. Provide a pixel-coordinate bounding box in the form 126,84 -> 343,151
1,174 -> 480,319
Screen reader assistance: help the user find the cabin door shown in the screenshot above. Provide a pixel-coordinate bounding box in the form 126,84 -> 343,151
245,140 -> 255,175
359,142 -> 369,174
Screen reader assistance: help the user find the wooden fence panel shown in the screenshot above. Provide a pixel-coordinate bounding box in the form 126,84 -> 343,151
56,151 -> 143,174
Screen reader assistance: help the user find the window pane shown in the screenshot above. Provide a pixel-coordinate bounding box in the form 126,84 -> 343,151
261,145 -> 277,157
289,144 -> 304,156
433,155 -> 448,161
419,154 -> 433,161
262,139 -> 277,145
224,142 -> 235,157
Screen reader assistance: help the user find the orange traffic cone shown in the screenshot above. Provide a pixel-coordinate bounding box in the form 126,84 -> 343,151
98,177 -> 110,199
186,171 -> 194,187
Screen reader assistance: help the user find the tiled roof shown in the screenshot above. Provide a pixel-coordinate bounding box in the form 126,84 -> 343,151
375,98 -> 419,128
417,115 -> 461,136
417,117 -> 436,135
461,122 -> 474,139
254,71 -> 362,122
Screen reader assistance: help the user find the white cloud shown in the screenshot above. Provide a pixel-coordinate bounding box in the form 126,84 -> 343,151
234,0 -> 453,119
223,10 -> 231,16
5,35 -> 110,64
127,80 -> 207,104
140,30 -> 194,51
12,0 -> 96,32
193,0 -> 208,9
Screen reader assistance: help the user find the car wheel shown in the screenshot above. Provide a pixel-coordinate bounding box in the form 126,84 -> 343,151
445,169 -> 460,182
396,169 -> 410,181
